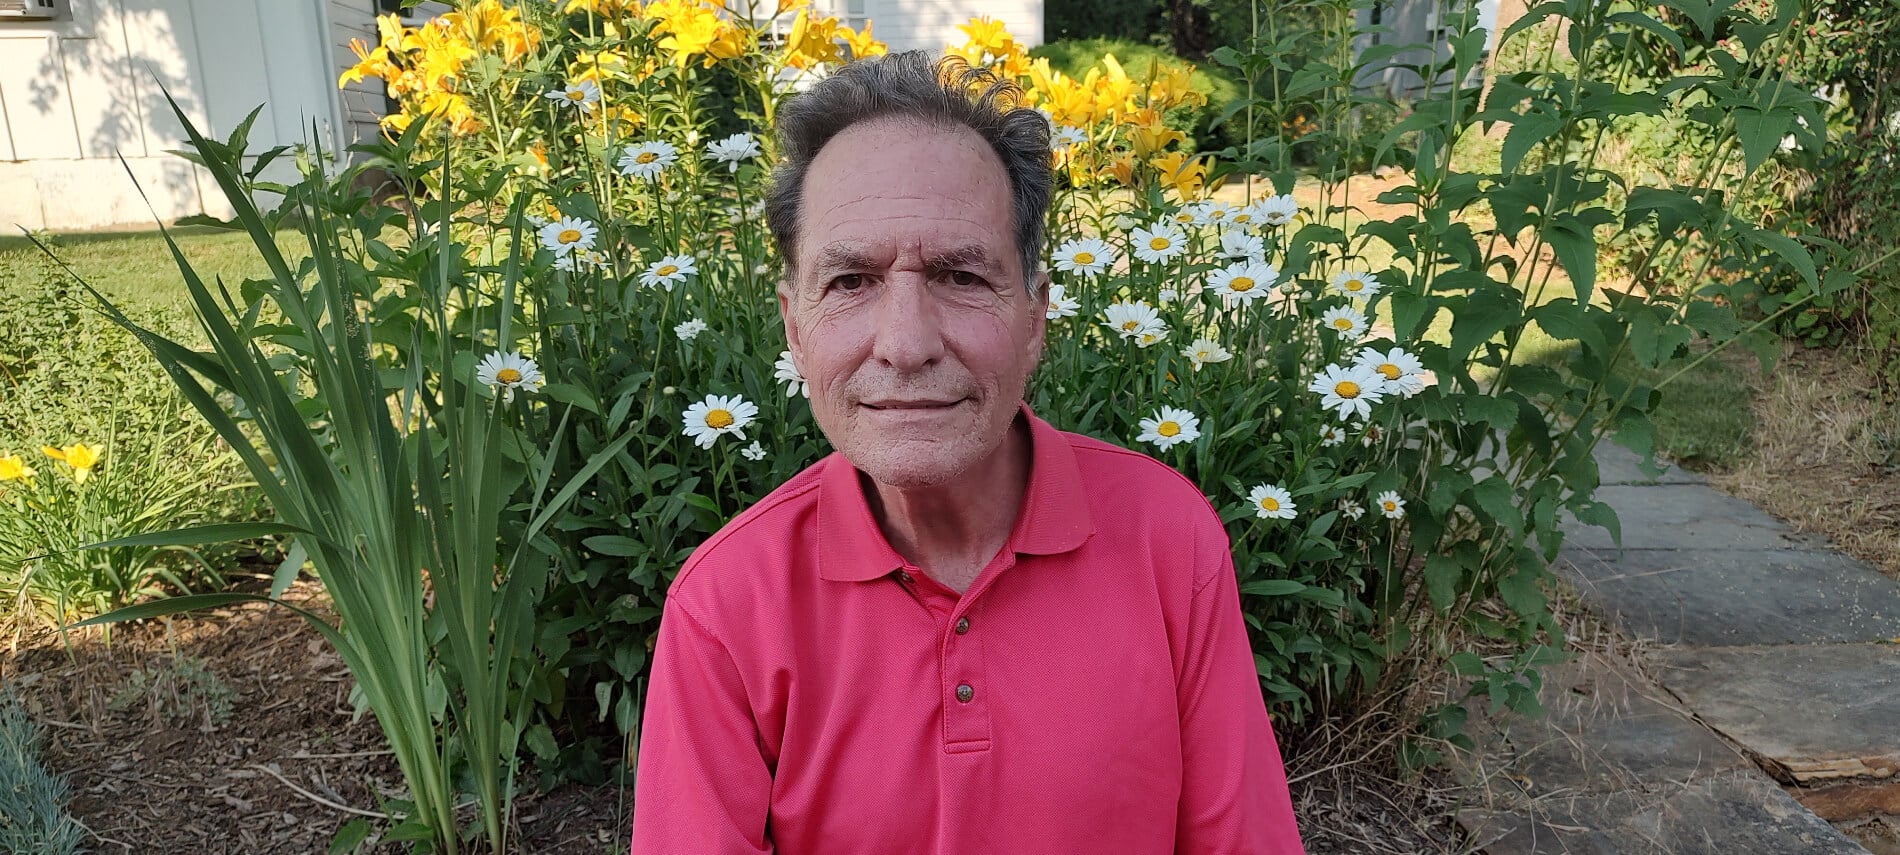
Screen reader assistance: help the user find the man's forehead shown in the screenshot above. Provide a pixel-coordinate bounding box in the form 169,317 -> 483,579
810,240 -> 1003,270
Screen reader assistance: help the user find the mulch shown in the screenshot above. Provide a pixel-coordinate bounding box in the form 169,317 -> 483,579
2,579 -> 628,854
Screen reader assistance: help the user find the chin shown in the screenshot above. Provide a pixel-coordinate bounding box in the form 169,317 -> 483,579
847,442 -> 982,490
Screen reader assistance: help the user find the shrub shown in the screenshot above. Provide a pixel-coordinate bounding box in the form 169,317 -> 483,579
0,692 -> 83,855
1031,37 -> 1244,152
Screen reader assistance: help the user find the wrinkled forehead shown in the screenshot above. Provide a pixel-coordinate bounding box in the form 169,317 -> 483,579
794,117 -> 1016,269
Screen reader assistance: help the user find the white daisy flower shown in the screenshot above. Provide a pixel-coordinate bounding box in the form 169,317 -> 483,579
1340,499 -> 1365,520
1361,422 -> 1385,447
1319,424 -> 1346,446
476,351 -> 543,403
1102,300 -> 1162,339
1050,125 -> 1087,151
1045,282 -> 1081,319
1133,321 -> 1170,348
1355,346 -> 1427,398
1218,229 -> 1265,261
1253,194 -> 1299,227
1308,363 -> 1387,421
675,318 -> 708,341
1171,207 -> 1200,226
1053,238 -> 1116,277
1182,338 -> 1232,371
553,248 -> 608,274
1158,287 -> 1179,305
641,254 -> 698,290
1210,261 -> 1279,304
682,394 -> 759,448
740,440 -> 767,461
618,140 -> 679,181
704,132 -> 762,172
1321,305 -> 1369,339
544,80 -> 601,112
1330,270 -> 1382,298
538,216 -> 598,257
1111,214 -> 1139,232
1137,406 -> 1201,451
1248,484 -> 1297,520
1131,224 -> 1187,264
1375,490 -> 1406,519
1192,200 -> 1237,226
774,350 -> 808,398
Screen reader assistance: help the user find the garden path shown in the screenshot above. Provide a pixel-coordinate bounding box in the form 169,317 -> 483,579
1454,442 -> 1900,853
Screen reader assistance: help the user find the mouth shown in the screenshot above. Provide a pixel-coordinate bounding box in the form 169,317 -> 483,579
860,397 -> 967,411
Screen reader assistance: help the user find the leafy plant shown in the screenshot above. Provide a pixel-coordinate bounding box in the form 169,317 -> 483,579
110,655 -> 239,729
0,691 -> 84,855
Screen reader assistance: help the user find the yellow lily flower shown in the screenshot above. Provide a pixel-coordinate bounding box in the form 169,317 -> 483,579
0,452 -> 34,483
841,21 -> 887,60
1149,151 -> 1209,200
41,443 -> 102,484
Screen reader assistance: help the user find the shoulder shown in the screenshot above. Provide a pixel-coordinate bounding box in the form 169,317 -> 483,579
1065,430 -> 1224,522
664,456 -> 828,616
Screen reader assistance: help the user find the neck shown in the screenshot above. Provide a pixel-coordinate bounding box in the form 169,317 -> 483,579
863,416 -> 1032,593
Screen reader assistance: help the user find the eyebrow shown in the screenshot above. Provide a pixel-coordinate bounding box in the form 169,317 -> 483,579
813,244 -> 879,274
924,244 -> 1001,274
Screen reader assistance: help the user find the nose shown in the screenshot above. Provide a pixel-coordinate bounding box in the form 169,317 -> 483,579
870,275 -> 946,374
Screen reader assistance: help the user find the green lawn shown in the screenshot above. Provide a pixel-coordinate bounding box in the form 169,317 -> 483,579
0,227 -> 294,313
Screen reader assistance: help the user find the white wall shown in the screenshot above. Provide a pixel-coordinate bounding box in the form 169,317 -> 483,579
859,0 -> 1044,55
0,0 -> 342,231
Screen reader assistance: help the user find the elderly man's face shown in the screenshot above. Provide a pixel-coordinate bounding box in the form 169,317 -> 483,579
779,116 -> 1048,489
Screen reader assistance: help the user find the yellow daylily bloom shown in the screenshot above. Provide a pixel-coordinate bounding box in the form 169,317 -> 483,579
784,9 -> 845,69
0,452 -> 33,483
1107,153 -> 1138,187
956,16 -> 1015,60
841,21 -> 887,60
42,443 -> 101,484
1146,63 -> 1206,110
1125,108 -> 1186,157
1150,151 -> 1209,200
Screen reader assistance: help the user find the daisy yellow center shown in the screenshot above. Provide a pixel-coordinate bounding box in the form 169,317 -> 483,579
1233,214 -> 1253,223
1175,213 -> 1194,223
636,152 -> 658,164
1260,496 -> 1281,511
1074,251 -> 1095,265
657,264 -> 679,276
1377,363 -> 1402,380
557,228 -> 582,244
1345,278 -> 1365,292
566,90 -> 587,101
1210,210 -> 1226,219
1121,321 -> 1140,331
1157,421 -> 1181,437
1383,501 -> 1398,512
705,409 -> 734,429
1229,276 -> 1256,292
1333,318 -> 1355,330
496,368 -> 523,384
1335,380 -> 1362,398
1149,237 -> 1171,251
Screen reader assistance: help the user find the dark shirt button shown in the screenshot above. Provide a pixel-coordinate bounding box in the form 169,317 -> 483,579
955,617 -> 970,635
897,571 -> 913,584
955,684 -> 974,703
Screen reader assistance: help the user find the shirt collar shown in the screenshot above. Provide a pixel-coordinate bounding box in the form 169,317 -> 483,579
816,403 -> 1095,582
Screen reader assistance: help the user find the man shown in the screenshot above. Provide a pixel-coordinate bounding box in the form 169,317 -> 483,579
631,51 -> 1305,854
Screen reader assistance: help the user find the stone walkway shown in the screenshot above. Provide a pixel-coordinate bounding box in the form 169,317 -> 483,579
1453,443 -> 1900,854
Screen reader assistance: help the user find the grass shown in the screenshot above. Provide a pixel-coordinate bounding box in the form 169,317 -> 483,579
1621,347 -> 1758,470
0,226 -> 295,313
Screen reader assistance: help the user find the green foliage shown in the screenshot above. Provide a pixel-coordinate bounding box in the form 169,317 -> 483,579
0,281 -> 261,632
110,655 -> 239,729
1031,37 -> 1245,152
0,692 -> 84,855
1043,0 -> 1162,44
1619,349 -> 1756,469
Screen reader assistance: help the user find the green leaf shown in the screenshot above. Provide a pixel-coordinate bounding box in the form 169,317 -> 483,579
1542,215 -> 1598,304
328,819 -> 373,855
1241,579 -> 1306,597
582,535 -> 644,557
540,382 -> 601,414
78,522 -> 312,551
1731,106 -> 1793,174
1501,111 -> 1562,175
1424,555 -> 1463,613
67,593 -> 276,628
1744,227 -> 1819,291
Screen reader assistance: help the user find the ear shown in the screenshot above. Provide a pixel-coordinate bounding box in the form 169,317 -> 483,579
778,278 -> 804,368
1025,271 -> 1051,363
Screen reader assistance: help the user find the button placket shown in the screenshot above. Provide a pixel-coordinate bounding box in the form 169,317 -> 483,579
942,599 -> 991,749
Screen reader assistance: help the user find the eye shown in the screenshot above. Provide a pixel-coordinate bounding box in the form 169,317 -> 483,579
947,270 -> 985,288
830,273 -> 865,292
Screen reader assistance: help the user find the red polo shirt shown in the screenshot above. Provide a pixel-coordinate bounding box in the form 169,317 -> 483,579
631,408 -> 1305,854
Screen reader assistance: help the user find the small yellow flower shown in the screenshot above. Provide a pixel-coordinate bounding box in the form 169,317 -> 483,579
0,452 -> 34,483
42,443 -> 101,484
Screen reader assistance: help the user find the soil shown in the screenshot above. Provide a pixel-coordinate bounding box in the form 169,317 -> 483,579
1,578 -> 631,854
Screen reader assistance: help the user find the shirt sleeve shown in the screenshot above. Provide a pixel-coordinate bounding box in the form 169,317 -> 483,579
630,596 -> 774,855
1174,543 -> 1307,855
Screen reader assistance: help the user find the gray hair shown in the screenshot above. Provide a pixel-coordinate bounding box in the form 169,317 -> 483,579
764,50 -> 1054,295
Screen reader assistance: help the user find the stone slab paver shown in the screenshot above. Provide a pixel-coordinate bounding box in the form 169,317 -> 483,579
1594,441 -> 1706,486
1556,547 -> 1900,646
1453,656 -> 1869,854
1656,644 -> 1900,783
1561,485 -> 1831,551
